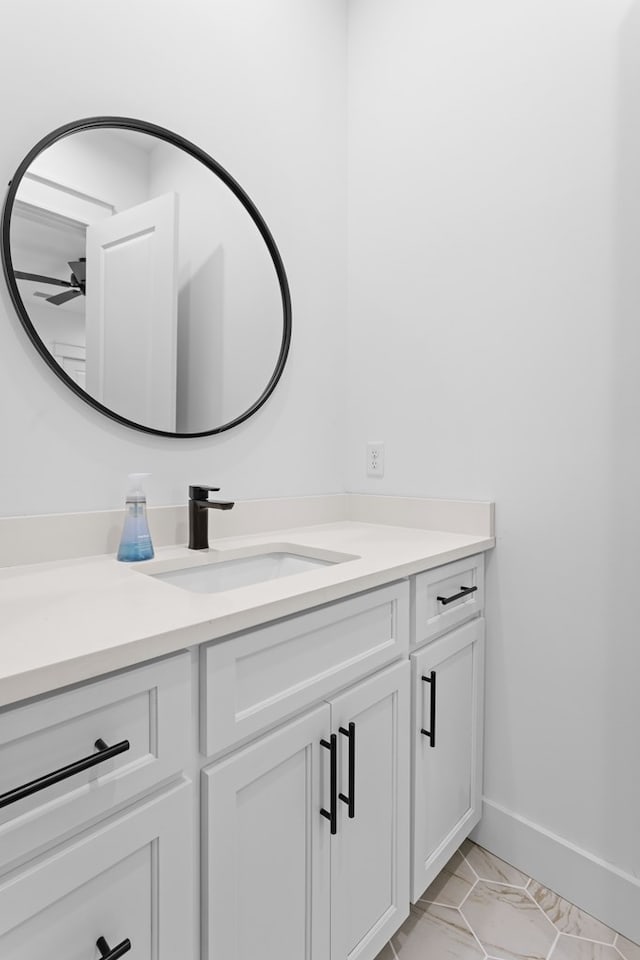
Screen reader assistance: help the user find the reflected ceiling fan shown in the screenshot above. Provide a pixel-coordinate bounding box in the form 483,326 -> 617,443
15,258 -> 86,306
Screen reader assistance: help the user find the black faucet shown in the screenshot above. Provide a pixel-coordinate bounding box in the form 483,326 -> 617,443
188,485 -> 235,550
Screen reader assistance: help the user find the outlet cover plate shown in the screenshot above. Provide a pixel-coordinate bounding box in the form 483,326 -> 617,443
367,442 -> 385,478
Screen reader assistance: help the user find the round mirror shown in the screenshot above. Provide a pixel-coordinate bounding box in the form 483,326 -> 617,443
1,118 -> 292,437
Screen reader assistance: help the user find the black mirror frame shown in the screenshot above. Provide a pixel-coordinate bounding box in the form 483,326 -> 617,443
1,116 -> 292,439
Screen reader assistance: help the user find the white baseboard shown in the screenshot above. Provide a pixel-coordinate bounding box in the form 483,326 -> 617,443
472,798 -> 640,945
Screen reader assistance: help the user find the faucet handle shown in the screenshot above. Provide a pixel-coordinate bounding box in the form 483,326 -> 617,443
189,485 -> 221,501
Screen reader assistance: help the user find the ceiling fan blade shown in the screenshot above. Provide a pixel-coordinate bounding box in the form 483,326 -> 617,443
47,289 -> 82,306
14,271 -> 74,288
68,259 -> 86,283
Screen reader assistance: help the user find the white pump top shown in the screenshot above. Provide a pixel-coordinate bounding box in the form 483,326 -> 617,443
125,473 -> 151,502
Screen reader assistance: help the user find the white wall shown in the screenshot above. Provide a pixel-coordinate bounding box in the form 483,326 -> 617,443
0,0 -> 347,514
348,0 -> 640,914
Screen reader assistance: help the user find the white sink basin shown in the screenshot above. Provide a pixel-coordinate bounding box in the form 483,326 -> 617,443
142,545 -> 357,594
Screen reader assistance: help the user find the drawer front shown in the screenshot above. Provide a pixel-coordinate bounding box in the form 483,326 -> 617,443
0,653 -> 190,871
412,554 -> 484,647
201,581 -> 410,757
0,780 -> 193,959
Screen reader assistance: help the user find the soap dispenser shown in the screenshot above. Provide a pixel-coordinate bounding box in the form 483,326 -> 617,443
117,473 -> 155,562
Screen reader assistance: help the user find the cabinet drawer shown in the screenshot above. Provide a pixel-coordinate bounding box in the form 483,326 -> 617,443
0,780 -> 193,959
200,581 -> 409,757
0,653 -> 190,872
412,554 -> 484,647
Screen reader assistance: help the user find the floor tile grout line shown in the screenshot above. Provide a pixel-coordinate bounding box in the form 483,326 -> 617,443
546,930 -> 560,960
460,847 -> 480,882
455,904 -> 489,958
469,876 -> 545,892
389,940 -> 399,960
613,933 -> 639,960
458,876 -> 480,910
527,891 -> 569,940
613,934 -> 634,960
478,879 -> 531,890
462,842 -> 531,889
418,897 -> 471,910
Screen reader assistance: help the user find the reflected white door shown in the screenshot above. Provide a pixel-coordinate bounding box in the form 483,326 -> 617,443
85,192 -> 178,432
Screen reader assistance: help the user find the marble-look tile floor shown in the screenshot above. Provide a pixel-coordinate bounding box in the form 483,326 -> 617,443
376,841 -> 640,960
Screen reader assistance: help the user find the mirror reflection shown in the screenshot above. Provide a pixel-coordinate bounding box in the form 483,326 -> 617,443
6,125 -> 289,435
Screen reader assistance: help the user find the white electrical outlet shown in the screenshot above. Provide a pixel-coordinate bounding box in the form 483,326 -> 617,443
367,442 -> 385,477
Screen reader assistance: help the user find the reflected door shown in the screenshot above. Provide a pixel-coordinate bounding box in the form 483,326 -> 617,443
85,192 -> 178,432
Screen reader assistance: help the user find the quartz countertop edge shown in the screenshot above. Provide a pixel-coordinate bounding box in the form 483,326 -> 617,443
0,521 -> 494,709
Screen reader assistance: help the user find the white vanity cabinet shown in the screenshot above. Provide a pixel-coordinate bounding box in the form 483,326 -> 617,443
410,557 -> 486,902
202,660 -> 409,960
0,544 -> 490,959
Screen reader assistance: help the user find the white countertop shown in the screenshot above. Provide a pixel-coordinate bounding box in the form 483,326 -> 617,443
0,521 -> 494,709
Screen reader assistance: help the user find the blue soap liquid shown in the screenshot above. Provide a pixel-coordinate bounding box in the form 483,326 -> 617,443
117,501 -> 155,562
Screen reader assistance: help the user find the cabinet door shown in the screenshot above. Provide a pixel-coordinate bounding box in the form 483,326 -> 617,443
202,704 -> 332,960
411,617 -> 485,902
0,781 -> 193,959
329,661 -> 410,960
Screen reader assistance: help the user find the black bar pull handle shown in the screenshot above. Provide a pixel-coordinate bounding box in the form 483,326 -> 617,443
97,936 -> 132,960
320,734 -> 338,835
0,737 -> 130,810
421,671 -> 437,747
338,722 -> 356,819
437,585 -> 477,606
